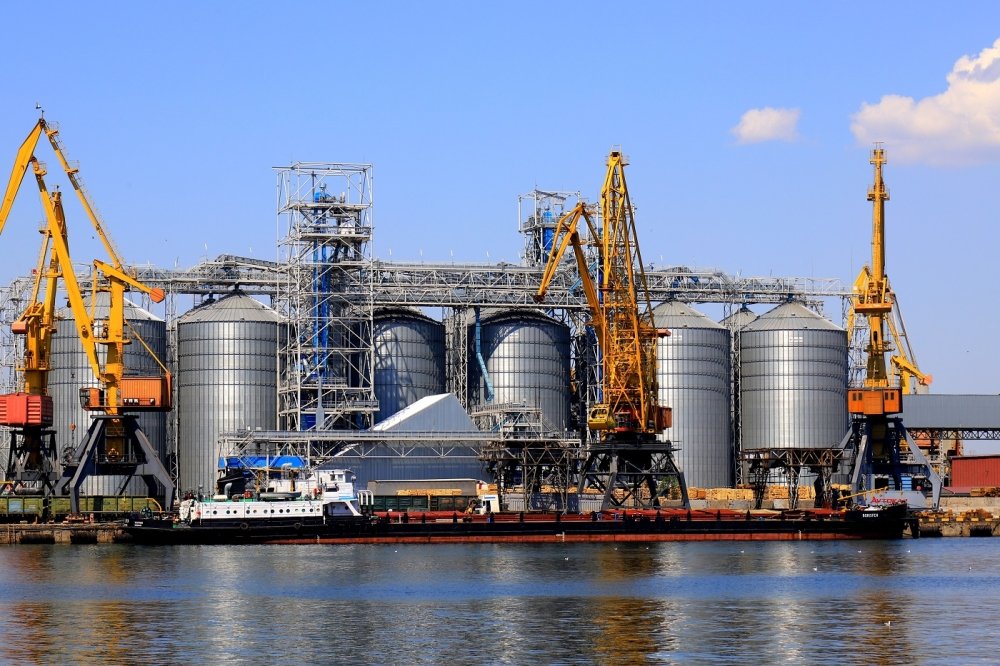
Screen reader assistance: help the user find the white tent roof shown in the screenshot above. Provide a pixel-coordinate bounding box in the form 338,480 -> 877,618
372,393 -> 480,433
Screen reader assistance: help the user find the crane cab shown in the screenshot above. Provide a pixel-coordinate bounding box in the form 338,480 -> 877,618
80,375 -> 173,412
848,388 -> 902,416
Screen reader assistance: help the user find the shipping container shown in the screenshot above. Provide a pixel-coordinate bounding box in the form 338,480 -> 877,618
950,455 -> 1000,488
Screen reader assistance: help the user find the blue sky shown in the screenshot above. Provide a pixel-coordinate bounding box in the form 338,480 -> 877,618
2,2 -> 1000,395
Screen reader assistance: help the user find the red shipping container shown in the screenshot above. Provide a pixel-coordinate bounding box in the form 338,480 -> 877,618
950,455 -> 1000,488
0,394 -> 53,427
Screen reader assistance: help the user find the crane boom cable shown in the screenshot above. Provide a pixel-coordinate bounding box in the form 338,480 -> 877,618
42,122 -> 128,272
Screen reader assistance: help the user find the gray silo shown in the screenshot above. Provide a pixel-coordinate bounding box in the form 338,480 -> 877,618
468,310 -> 571,433
49,295 -> 167,495
739,301 -> 847,452
373,309 -> 446,423
177,291 -> 279,495
653,301 -> 732,488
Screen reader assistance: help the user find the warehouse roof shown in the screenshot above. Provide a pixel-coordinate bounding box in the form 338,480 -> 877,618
900,394 -> 1000,429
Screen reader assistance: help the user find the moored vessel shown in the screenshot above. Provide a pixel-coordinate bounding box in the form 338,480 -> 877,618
123,469 -> 913,545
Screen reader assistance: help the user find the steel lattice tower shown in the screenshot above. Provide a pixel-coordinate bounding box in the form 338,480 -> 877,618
275,163 -> 377,431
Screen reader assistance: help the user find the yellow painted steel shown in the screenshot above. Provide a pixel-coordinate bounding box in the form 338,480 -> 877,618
1,115 -> 171,416
0,123 -> 43,236
536,151 -> 668,436
846,147 -> 930,397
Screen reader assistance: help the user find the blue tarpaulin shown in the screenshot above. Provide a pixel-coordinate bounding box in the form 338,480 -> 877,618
218,455 -> 308,470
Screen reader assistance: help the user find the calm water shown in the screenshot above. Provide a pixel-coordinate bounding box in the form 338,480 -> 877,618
0,538 -> 998,665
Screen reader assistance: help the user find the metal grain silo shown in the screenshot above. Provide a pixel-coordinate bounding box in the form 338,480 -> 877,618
49,295 -> 167,495
373,309 -> 446,423
177,291 -> 279,495
653,301 -> 732,488
468,310 -> 571,433
739,301 -> 847,451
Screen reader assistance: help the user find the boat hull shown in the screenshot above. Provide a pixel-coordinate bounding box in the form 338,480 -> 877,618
123,505 -> 911,545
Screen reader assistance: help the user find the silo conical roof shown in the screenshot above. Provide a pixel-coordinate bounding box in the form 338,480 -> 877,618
59,292 -> 162,322
652,300 -> 725,330
744,301 -> 841,332
720,305 -> 758,330
179,290 -> 280,323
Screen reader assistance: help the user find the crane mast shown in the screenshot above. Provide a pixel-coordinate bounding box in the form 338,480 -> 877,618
843,146 -> 940,509
537,151 -> 687,509
861,147 -> 891,389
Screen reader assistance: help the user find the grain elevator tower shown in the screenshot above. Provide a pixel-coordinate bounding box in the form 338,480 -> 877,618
275,163 -> 377,431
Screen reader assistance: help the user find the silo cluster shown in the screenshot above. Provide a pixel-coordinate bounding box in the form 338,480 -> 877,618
613,299 -> 845,490
47,291 -> 847,496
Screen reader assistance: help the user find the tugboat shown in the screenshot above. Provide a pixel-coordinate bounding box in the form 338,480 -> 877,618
126,468 -> 372,544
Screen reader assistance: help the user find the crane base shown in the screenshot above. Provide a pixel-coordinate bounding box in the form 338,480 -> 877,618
55,415 -> 174,514
578,440 -> 690,510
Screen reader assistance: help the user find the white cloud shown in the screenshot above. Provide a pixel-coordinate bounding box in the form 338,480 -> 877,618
851,38 -> 1000,166
731,107 -> 801,144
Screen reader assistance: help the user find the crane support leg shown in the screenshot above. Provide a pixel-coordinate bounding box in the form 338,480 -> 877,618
847,417 -> 941,510
4,429 -> 59,493
577,442 -> 689,510
56,415 -> 175,514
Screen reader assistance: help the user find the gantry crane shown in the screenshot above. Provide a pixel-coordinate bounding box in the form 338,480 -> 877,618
842,146 -> 940,509
0,115 -> 174,513
537,150 -> 688,509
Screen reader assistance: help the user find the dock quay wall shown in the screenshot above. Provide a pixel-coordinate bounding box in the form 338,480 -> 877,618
0,523 -> 126,545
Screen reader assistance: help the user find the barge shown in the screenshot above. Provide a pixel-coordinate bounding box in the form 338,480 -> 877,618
122,469 -> 913,545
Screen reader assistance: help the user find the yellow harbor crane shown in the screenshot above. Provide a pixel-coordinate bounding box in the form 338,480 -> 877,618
0,115 -> 174,512
843,146 -> 940,509
536,151 -> 687,509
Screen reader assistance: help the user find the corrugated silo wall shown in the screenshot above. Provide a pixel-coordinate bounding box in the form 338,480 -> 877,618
49,316 -> 167,495
467,311 -> 571,433
739,328 -> 848,451
177,317 -> 278,495
373,311 -> 446,423
657,327 -> 733,488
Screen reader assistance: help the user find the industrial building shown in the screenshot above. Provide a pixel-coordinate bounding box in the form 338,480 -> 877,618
2,154 -> 996,511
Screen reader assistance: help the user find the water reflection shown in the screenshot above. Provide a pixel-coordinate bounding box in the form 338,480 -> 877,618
0,540 -> 998,663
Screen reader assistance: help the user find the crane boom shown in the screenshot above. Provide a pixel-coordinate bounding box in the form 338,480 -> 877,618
0,122 -> 44,236
31,160 -> 104,384
0,117 -> 171,415
537,151 -> 669,435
